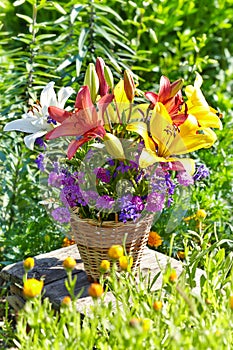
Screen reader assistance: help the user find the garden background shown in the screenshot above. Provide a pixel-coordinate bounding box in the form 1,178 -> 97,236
0,0 -> 233,348
0,0 -> 232,265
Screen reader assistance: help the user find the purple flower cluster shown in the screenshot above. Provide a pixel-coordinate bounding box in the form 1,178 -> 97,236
94,167 -> 111,183
119,195 -> 144,223
145,192 -> 165,212
193,164 -> 210,181
96,195 -> 115,210
35,153 -> 45,171
51,207 -> 70,223
177,171 -> 194,186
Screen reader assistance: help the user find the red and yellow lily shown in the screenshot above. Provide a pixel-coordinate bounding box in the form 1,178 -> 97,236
127,102 -> 217,174
46,86 -> 114,159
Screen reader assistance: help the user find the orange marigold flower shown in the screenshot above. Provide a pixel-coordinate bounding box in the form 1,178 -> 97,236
62,296 -> 72,306
169,270 -> 177,283
23,278 -> 44,298
99,260 -> 110,273
88,283 -> 104,298
229,296 -> 233,310
23,257 -> 35,271
63,256 -> 76,271
62,237 -> 76,247
148,231 -> 163,248
119,256 -> 133,271
196,209 -> 207,220
153,300 -> 163,311
108,245 -> 124,260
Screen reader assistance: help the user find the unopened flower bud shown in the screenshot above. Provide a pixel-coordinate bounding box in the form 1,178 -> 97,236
153,300 -> 163,311
169,270 -> 177,283
62,296 -> 72,307
99,260 -> 110,273
229,296 -> 233,310
108,245 -> 124,260
103,133 -> 125,160
170,78 -> 183,97
23,257 -> 35,272
23,278 -> 44,298
96,57 -> 109,96
119,256 -> 133,271
124,70 -> 135,102
88,283 -> 104,298
84,63 -> 99,103
63,256 -> 76,271
104,65 -> 114,89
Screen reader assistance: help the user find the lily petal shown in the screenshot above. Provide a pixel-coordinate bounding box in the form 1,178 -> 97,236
40,82 -> 57,109
48,106 -> 71,123
126,122 -> 156,152
24,130 -> 47,150
57,86 -> 75,108
3,118 -> 40,133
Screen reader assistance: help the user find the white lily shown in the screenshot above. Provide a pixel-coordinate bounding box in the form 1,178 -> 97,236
4,82 -> 74,150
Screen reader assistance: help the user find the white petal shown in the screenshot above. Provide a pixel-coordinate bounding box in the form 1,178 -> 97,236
24,131 -> 47,150
3,118 -> 40,133
40,82 -> 57,110
57,86 -> 75,108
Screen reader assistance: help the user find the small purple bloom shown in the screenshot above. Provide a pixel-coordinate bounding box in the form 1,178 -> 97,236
35,137 -> 46,149
96,195 -> 115,210
177,171 -> 194,186
48,171 -> 65,188
193,164 -> 210,181
165,173 -> 175,195
132,196 -> 144,211
146,192 -> 165,212
35,154 -> 45,171
51,207 -> 70,223
94,167 -> 111,183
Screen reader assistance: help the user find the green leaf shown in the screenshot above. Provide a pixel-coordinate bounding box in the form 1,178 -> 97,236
52,2 -> 67,15
16,13 -> 33,24
70,4 -> 86,24
93,3 -> 123,22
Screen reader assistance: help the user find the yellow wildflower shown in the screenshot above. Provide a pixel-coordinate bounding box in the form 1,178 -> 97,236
108,245 -> 124,260
88,283 -> 104,298
169,270 -> 177,283
23,278 -> 44,298
119,256 -> 133,271
153,300 -> 163,311
62,296 -> 72,306
142,318 -> 152,331
196,209 -> 207,220
23,257 -> 35,272
148,231 -> 163,248
99,260 -> 111,273
63,256 -> 76,271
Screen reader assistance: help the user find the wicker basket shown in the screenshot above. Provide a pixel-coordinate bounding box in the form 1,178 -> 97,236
70,208 -> 154,281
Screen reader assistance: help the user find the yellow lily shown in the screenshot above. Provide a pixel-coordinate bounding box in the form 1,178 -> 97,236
185,72 -> 222,129
127,102 -> 217,173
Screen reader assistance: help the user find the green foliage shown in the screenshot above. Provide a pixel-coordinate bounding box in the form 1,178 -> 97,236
0,0 -> 232,264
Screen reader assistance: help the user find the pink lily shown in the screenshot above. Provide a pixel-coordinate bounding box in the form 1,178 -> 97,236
145,75 -> 187,126
46,86 -> 114,159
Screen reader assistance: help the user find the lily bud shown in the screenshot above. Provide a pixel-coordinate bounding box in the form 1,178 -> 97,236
103,133 -> 125,160
124,70 -> 135,102
104,65 -> 114,89
170,78 -> 183,97
96,57 -> 109,96
84,63 -> 99,103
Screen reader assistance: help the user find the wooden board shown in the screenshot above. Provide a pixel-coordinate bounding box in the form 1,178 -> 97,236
0,245 -> 204,312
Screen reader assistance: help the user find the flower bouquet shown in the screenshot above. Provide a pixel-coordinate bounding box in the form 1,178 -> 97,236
4,58 -> 222,280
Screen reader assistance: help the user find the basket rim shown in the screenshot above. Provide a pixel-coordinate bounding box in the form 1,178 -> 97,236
70,207 -> 153,228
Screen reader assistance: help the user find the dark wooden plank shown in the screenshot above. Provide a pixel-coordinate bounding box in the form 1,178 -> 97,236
0,246 -> 204,311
